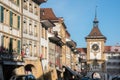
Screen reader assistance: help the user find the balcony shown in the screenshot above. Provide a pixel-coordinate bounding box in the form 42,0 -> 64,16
0,47 -> 24,65
106,66 -> 120,69
23,54 -> 38,60
23,32 -> 38,40
66,40 -> 76,49
0,49 -> 21,61
49,36 -> 64,46
41,20 -> 55,29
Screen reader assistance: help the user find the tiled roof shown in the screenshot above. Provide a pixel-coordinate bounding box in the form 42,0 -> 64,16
86,26 -> 106,39
89,26 -> 103,36
66,30 -> 71,38
104,45 -> 120,53
40,8 -> 59,20
77,48 -> 87,54
32,0 -> 46,4
104,46 -> 111,52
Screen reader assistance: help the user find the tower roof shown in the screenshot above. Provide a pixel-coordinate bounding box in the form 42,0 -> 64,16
86,26 -> 106,39
85,7 -> 106,40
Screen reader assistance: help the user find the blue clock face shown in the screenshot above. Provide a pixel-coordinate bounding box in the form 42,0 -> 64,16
92,44 -> 99,51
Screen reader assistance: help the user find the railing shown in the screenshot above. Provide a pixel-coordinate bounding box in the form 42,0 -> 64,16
106,66 -> 120,69
107,60 -> 120,62
0,49 -> 22,61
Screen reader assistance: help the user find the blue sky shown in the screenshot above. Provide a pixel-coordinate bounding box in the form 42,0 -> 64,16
41,0 -> 120,47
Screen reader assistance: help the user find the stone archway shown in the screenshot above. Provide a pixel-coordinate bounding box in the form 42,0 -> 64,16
25,64 -> 35,75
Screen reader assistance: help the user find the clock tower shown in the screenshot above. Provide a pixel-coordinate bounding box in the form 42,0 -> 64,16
85,9 -> 106,78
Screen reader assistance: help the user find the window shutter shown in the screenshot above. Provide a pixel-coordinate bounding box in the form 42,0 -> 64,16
0,6 -> 4,23
10,11 -> 13,27
17,16 -> 20,29
17,0 -> 19,5
17,40 -> 20,54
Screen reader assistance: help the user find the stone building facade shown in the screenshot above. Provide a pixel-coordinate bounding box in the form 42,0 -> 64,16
0,0 -> 80,80
104,45 -> 120,80
0,0 -> 46,80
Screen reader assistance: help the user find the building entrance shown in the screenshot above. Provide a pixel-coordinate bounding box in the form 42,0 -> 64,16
3,65 -> 16,80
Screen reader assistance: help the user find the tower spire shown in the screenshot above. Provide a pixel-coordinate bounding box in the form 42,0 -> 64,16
95,6 -> 97,20
93,6 -> 99,27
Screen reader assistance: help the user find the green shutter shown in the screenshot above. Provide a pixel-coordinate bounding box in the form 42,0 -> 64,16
17,40 -> 20,54
0,6 -> 4,23
17,0 -> 19,6
10,11 -> 13,27
17,16 -> 20,29
9,38 -> 13,54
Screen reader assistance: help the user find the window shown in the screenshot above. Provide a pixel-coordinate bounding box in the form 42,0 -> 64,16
10,0 -> 19,6
17,0 -> 19,5
9,38 -> 13,54
45,29 -> 47,40
34,42 -> 37,57
13,38 -> 17,53
22,40 -> 25,46
23,18 -> 27,33
29,20 -> 32,35
1,35 -> 4,47
41,46 -> 44,58
0,6 -> 4,23
42,27 -> 45,38
23,0 -> 28,10
29,2 -> 33,13
34,22 -> 37,37
3,8 -> 6,24
3,36 -> 9,49
5,9 -> 10,25
29,41 -> 32,56
34,5 -> 38,15
13,13 -> 17,28
45,47 -> 47,58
